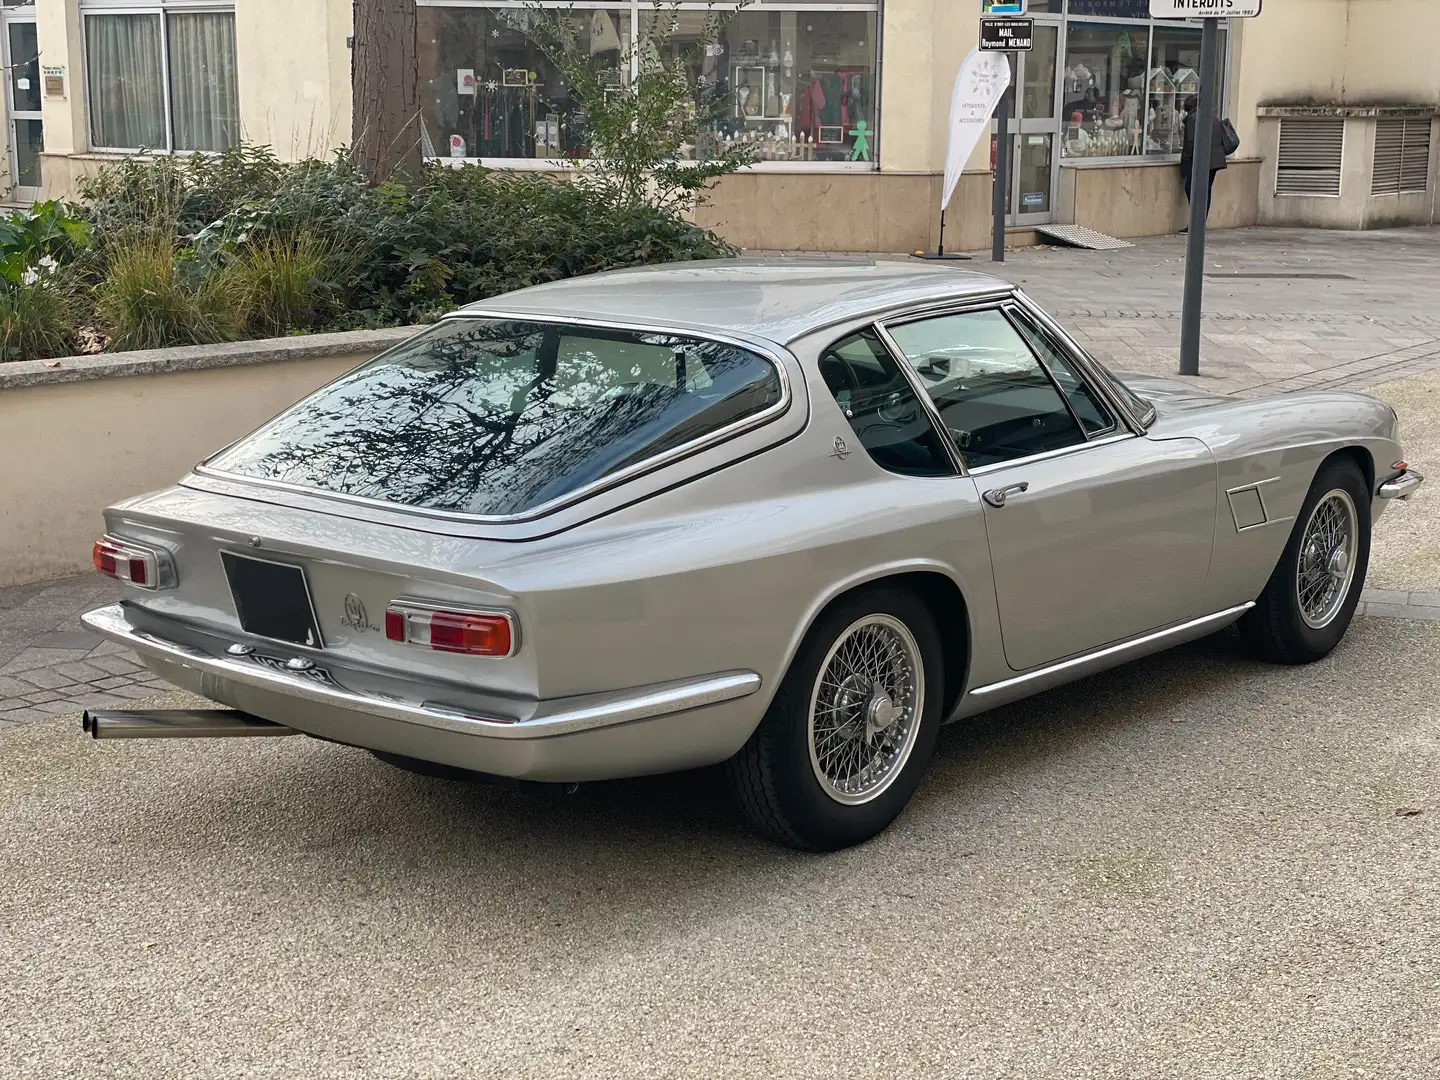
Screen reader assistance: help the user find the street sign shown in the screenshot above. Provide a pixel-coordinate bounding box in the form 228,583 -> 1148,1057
980,17 -> 1034,51
981,0 -> 1026,14
1149,0 -> 1261,16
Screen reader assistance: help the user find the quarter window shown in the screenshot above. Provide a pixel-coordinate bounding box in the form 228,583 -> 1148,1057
1008,311 -> 1115,435
83,3 -> 239,153
817,329 -> 954,478
885,310 -> 1087,470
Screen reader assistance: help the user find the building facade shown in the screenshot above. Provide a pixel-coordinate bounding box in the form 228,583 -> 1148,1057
3,0 -> 1437,250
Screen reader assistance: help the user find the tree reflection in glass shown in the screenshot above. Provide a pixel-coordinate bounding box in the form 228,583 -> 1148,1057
208,319 -> 784,516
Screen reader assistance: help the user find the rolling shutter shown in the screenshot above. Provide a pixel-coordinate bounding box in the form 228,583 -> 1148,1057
1372,117 -> 1432,196
1275,118 -> 1344,197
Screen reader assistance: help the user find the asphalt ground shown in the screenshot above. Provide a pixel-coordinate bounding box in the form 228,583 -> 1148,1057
3,616 -> 1437,1079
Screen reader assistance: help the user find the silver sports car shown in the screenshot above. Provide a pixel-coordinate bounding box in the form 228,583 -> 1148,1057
82,260 -> 1424,850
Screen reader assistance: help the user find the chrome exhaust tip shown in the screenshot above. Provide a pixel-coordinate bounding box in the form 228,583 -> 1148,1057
81,709 -> 297,740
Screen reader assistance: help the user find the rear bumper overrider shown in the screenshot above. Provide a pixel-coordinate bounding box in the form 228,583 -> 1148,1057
1378,468 -> 1424,500
80,604 -> 764,781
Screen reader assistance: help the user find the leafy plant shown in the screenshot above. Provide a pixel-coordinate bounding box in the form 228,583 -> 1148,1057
96,241 -> 245,352
0,277 -> 77,360
0,201 -> 91,286
510,1 -> 755,212
32,139 -> 737,359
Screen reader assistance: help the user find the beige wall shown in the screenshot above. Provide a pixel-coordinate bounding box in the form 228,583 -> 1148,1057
695,170 -> 991,253
0,355 -> 362,587
1256,114 -> 1439,229
235,0 -> 352,158
1056,158 -> 1260,238
36,0 -> 85,157
1234,0 -> 1440,153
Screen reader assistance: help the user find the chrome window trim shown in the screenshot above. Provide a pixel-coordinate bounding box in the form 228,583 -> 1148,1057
1008,289 -> 1156,433
965,432 -> 1136,477
1000,302 -> 1120,439
789,287 -> 1017,345
196,311 -> 796,526
875,301 -> 1136,476
868,322 -> 969,477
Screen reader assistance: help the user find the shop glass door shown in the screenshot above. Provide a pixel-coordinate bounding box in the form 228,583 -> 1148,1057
992,22 -> 1060,227
2,5 -> 41,202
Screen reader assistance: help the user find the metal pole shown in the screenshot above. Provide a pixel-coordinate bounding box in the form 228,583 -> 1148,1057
1179,18 -> 1220,377
938,207 -> 947,257
992,91 -> 1010,264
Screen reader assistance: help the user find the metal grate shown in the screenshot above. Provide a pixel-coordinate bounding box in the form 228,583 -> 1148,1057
1372,117 -> 1432,196
1033,225 -> 1133,250
1276,118 -> 1344,197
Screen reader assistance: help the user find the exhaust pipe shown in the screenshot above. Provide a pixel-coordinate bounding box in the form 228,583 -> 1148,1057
82,709 -> 297,740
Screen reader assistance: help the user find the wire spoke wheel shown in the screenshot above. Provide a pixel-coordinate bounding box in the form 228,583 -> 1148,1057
1295,488 -> 1359,630
807,614 -> 925,805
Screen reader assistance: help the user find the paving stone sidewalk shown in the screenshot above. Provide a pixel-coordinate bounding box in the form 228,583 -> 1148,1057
764,225 -> 1440,396
5,225 -> 1440,729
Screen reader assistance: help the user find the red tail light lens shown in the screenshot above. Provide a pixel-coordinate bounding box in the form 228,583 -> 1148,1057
92,536 -> 171,590
385,601 -> 517,657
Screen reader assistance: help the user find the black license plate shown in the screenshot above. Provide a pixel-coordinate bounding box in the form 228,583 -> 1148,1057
221,552 -> 324,649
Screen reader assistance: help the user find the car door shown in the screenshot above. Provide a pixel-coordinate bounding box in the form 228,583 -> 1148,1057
879,305 -> 1217,673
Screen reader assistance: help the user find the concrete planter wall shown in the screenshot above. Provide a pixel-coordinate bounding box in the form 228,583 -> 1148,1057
0,327 -> 416,587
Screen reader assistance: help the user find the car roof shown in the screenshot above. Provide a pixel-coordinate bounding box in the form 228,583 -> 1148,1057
456,257 -> 1015,345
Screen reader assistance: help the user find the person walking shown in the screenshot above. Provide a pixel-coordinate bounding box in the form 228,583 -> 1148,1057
1179,96 -> 1228,233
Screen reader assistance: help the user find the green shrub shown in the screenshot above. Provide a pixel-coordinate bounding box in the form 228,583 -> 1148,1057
0,278 -> 76,361
234,228 -> 355,337
96,242 -> 244,352
58,141 -> 737,354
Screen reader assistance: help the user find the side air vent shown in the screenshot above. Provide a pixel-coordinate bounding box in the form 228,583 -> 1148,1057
1372,117 -> 1432,196
1275,118 -> 1344,197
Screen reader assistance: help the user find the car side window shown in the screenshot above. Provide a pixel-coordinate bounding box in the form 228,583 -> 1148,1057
884,309 -> 1087,470
817,329 -> 955,478
1008,312 -> 1116,436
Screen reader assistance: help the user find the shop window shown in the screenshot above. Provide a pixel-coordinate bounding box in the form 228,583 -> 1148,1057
1060,22 -> 1148,159
418,7 -> 631,161
1146,25 -> 1201,156
84,5 -> 238,153
417,4 -> 879,166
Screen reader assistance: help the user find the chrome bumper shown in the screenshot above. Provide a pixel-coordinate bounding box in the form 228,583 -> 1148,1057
1378,468 -> 1424,500
80,603 -> 761,741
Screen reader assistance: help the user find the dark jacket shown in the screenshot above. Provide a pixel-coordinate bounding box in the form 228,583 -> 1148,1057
1182,112 -> 1228,173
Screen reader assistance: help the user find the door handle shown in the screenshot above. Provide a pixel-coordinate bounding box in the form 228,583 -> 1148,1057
982,481 -> 1029,508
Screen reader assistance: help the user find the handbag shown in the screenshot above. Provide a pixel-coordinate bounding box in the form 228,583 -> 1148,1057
1220,118 -> 1241,155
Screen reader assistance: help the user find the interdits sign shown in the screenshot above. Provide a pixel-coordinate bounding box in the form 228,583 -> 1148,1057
1149,0 -> 1262,15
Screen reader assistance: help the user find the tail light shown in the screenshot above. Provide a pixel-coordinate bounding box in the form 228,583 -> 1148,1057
385,600 -> 517,657
92,536 -> 174,590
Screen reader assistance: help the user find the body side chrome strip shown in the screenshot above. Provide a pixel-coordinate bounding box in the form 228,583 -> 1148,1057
966,602 -> 1255,698
81,604 -> 761,739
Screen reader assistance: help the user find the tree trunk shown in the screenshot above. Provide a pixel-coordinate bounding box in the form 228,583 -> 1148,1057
352,0 -> 421,184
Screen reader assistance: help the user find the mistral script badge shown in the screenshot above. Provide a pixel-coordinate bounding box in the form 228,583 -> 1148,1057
342,593 -> 382,633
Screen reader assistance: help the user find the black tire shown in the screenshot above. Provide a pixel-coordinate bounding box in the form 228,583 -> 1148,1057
726,586 -> 944,851
1241,456 -> 1371,665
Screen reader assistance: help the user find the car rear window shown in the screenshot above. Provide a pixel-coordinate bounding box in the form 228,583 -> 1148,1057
206,318 -> 785,517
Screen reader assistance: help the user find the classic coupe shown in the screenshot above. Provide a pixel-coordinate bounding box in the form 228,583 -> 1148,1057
81,260 -> 1423,850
